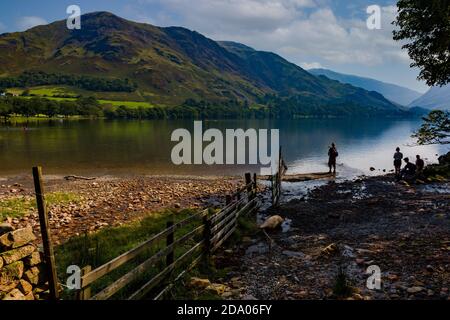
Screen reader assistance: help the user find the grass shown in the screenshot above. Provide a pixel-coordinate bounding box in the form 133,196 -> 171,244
55,208 -> 259,300
55,208 -> 205,300
0,192 -> 81,221
7,86 -> 156,109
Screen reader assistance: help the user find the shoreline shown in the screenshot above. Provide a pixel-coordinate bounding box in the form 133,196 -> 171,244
217,174 -> 450,300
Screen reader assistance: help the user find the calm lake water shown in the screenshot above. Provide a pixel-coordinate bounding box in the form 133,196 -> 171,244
0,118 -> 448,179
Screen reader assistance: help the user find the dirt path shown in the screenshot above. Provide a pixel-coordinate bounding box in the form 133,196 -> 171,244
221,175 -> 450,300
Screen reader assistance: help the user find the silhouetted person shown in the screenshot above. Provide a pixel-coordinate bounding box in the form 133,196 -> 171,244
328,143 -> 338,174
416,155 -> 425,175
401,157 -> 416,181
393,147 -> 403,177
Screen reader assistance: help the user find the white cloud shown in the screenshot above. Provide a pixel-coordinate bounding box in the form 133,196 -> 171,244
128,0 -> 429,91
300,62 -> 323,69
16,16 -> 48,31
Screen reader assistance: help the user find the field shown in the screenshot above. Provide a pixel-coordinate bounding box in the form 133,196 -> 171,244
6,86 -> 156,109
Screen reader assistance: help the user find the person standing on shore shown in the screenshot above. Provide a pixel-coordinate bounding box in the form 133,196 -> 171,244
328,143 -> 338,174
393,147 -> 403,177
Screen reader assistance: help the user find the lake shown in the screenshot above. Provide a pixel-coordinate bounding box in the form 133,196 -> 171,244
0,118 -> 448,179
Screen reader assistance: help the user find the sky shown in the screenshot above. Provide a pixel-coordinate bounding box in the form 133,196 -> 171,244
0,0 -> 430,93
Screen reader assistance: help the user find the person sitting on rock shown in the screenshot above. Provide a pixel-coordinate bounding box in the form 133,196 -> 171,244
401,157 -> 417,181
416,155 -> 425,176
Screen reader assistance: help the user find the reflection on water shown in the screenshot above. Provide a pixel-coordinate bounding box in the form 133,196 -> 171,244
0,118 -> 448,178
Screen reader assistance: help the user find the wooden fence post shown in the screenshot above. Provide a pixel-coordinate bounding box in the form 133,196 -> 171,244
166,217 -> 175,267
32,166 -> 59,300
236,187 -> 241,201
77,266 -> 92,300
245,173 -> 252,200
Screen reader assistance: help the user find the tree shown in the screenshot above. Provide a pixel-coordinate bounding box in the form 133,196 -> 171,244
393,0 -> 450,86
413,110 -> 450,145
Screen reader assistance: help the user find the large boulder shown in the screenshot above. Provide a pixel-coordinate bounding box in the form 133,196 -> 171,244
259,215 -> 284,230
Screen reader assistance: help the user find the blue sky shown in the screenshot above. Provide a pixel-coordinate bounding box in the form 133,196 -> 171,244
0,0 -> 429,93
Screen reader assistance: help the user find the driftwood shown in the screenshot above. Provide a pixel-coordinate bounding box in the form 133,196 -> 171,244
64,175 -> 97,181
258,172 -> 335,182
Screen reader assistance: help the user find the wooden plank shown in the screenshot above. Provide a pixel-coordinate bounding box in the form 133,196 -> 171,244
166,218 -> 174,267
91,225 -> 205,300
32,166 -> 59,300
128,240 -> 205,300
212,225 -> 236,252
210,198 -> 256,243
209,198 -> 245,224
153,253 -> 204,300
82,210 -> 207,287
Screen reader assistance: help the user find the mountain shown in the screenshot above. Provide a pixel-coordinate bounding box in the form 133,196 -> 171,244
408,85 -> 450,110
0,12 -> 406,115
309,68 -> 422,106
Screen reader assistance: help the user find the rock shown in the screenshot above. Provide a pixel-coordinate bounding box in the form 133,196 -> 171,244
174,203 -> 181,209
0,233 -> 13,249
370,167 -> 376,172
0,226 -> 36,249
24,266 -> 44,285
387,274 -> 399,282
25,251 -> 42,267
0,223 -> 14,236
189,277 -> 211,289
356,258 -> 365,266
2,288 -> 26,300
426,265 -> 434,272
24,292 -> 35,300
321,243 -> 338,255
259,215 -> 284,229
2,261 -> 25,279
18,279 -> 33,295
352,293 -> 364,300
0,280 -> 18,293
206,283 -> 229,295
282,250 -> 305,258
407,286 -> 424,294
0,245 -> 36,264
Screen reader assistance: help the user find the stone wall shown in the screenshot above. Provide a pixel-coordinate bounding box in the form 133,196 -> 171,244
0,224 -> 48,300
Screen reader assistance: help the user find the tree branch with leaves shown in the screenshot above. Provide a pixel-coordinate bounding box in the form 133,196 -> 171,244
393,0 -> 450,87
412,110 -> 450,145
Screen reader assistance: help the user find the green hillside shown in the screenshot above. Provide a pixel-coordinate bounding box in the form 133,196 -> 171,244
0,11 -> 412,117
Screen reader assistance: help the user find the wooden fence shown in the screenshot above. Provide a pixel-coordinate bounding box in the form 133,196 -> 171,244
270,147 -> 286,207
72,173 -> 260,300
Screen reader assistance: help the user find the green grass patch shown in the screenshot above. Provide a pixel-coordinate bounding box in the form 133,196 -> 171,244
55,209 -> 206,300
0,192 -> 81,220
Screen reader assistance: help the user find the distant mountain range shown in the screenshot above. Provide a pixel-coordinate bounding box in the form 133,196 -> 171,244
0,12 -> 417,116
408,85 -> 450,110
309,68 -> 422,106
